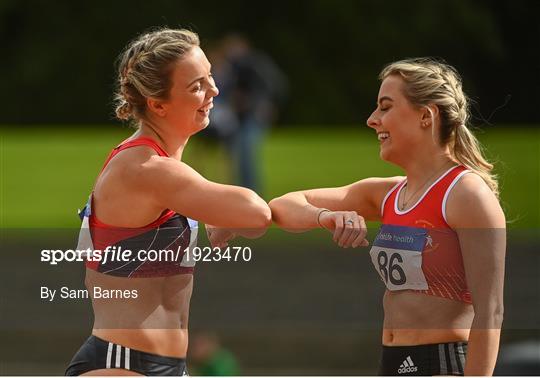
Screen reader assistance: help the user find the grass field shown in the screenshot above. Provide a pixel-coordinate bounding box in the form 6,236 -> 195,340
1,125 -> 538,229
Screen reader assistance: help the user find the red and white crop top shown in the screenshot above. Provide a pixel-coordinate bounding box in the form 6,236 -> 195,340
369,165 -> 472,303
76,137 -> 197,278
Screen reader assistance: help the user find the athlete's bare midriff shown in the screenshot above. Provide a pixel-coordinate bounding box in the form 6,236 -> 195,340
85,268 -> 193,358
382,290 -> 473,346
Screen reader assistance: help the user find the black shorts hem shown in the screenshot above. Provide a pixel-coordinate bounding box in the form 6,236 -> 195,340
378,341 -> 468,376
65,335 -> 187,376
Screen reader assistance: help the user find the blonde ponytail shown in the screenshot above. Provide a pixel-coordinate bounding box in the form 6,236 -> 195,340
454,124 -> 499,197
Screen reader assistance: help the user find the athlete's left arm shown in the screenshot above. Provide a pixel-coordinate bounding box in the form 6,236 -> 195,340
446,173 -> 506,376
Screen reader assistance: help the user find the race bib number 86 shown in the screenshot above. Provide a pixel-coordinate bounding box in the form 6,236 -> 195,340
369,225 -> 429,291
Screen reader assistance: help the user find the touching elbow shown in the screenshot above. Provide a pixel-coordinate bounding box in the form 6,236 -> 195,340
268,197 -> 286,225
255,204 -> 272,229
248,195 -> 272,229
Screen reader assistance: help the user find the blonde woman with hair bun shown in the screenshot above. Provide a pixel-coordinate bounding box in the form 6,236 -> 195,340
65,28 -> 271,376
270,58 -> 505,376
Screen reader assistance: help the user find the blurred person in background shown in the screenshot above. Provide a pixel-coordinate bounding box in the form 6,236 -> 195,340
65,28 -> 271,376
189,332 -> 240,376
270,58 -> 505,376
208,33 -> 288,192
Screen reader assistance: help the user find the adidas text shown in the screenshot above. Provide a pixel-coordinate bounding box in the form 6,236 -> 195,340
398,366 -> 418,374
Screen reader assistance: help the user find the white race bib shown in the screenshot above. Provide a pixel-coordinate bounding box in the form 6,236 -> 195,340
369,224 -> 428,291
76,196 -> 94,257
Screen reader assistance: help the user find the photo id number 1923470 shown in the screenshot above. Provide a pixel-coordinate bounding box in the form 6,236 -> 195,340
185,246 -> 252,262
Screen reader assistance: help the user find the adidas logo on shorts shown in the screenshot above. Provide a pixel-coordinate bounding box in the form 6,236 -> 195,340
398,356 -> 418,374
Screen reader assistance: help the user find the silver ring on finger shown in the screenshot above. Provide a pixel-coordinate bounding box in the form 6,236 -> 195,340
345,219 -> 354,226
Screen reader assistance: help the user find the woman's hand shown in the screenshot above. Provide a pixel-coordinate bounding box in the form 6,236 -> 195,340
206,225 -> 237,248
318,210 -> 369,248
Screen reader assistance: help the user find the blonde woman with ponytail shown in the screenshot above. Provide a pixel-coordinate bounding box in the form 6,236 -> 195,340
65,28 -> 271,376
270,58 -> 505,376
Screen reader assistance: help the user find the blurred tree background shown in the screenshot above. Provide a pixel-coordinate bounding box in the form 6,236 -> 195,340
1,0 -> 538,126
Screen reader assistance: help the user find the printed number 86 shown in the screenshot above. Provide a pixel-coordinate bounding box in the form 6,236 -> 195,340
377,250 -> 406,285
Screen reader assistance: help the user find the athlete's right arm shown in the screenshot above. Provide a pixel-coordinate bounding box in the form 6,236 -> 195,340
134,155 -> 271,229
269,177 -> 402,247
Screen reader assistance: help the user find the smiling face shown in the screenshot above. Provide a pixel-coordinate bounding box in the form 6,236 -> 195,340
157,46 -> 219,136
366,75 -> 427,165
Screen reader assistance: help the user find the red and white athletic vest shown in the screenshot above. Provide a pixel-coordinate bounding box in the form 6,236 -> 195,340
76,137 -> 197,278
369,165 -> 472,303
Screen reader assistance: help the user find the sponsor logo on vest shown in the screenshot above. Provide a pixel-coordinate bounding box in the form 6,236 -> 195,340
398,356 -> 418,374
